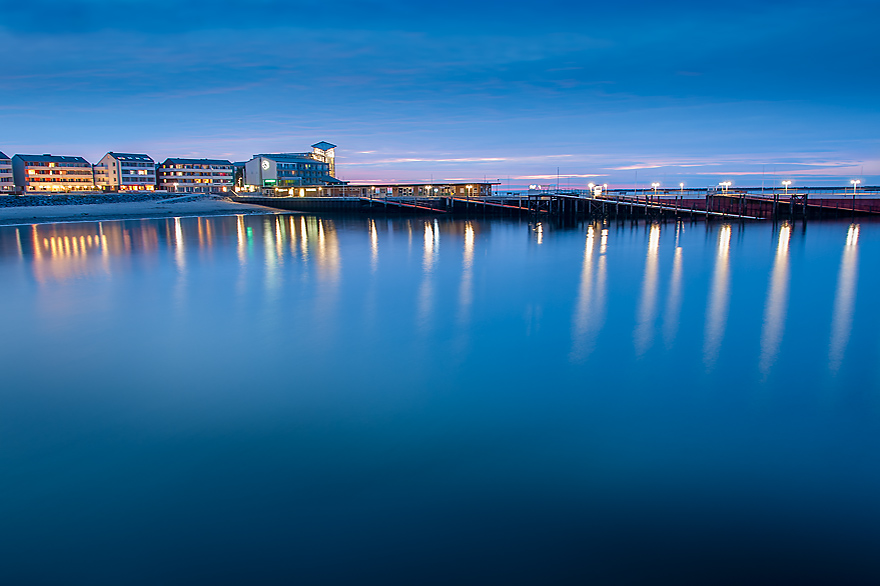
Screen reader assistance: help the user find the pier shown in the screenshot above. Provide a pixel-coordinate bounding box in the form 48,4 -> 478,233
232,185 -> 880,221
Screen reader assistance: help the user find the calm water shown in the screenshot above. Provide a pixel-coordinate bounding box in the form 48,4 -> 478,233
1,214 -> 879,584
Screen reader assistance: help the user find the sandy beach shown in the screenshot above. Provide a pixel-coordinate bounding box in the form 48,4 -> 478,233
0,196 -> 283,226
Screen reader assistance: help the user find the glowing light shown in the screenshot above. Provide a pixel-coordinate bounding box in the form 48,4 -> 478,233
829,224 -> 859,373
759,224 -> 791,377
704,225 -> 732,369
369,219 -> 379,272
634,224 -> 661,356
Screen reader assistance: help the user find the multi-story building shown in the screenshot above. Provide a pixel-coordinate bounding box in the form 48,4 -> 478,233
309,141 -> 337,177
0,152 -> 13,193
157,158 -> 234,193
244,152 -> 343,189
12,154 -> 95,192
94,152 -> 156,191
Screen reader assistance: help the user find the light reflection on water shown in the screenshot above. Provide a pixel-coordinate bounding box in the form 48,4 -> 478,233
1,214 -> 880,584
2,214 -> 875,378
3,214 -> 875,378
759,223 -> 791,378
703,223 -> 732,370
829,224 -> 860,374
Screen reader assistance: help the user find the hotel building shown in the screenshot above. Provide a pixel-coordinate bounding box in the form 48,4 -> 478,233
94,152 -> 156,191
157,158 -> 234,193
0,152 -> 13,193
12,154 -> 95,192
309,141 -> 337,177
244,152 -> 343,189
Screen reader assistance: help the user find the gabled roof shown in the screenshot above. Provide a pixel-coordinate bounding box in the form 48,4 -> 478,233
311,141 -> 337,151
161,158 -> 232,165
0,151 -> 9,160
14,154 -> 90,164
107,152 -> 154,162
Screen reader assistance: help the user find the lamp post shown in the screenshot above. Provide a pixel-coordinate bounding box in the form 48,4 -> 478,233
782,180 -> 791,196
851,179 -> 861,196
651,182 -> 660,203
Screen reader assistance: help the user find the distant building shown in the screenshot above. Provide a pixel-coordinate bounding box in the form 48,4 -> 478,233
310,141 -> 337,177
0,151 -> 13,193
94,153 -> 156,191
319,182 -> 495,198
232,161 -> 248,188
244,152 -> 344,189
157,158 -> 234,193
12,154 -> 95,192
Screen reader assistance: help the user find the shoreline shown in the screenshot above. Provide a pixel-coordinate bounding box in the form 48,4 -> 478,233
0,197 -> 285,226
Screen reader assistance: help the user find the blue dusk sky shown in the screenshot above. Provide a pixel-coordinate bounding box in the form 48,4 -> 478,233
1,0 -> 878,188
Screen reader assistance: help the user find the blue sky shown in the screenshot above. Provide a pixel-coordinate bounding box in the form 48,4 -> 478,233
1,0 -> 878,187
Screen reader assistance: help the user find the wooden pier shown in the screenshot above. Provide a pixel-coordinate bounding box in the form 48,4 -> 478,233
233,186 -> 880,221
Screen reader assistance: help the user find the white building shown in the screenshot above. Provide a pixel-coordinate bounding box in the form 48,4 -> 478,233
310,141 -> 337,177
244,153 -> 343,189
12,154 -> 95,192
94,152 -> 156,191
157,158 -> 233,193
0,152 -> 12,193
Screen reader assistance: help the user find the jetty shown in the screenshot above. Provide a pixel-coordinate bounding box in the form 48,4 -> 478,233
232,184 -> 880,221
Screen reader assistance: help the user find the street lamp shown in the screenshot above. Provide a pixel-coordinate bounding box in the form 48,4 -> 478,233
851,179 -> 861,195
651,182 -> 660,202
782,180 -> 791,196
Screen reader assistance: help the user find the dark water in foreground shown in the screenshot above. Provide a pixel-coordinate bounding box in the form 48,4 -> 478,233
1,214 -> 879,584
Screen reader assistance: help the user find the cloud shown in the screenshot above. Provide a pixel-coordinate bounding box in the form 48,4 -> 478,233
515,174 -> 606,179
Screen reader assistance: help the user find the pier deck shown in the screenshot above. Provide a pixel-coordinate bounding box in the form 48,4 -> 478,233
233,186 -> 880,221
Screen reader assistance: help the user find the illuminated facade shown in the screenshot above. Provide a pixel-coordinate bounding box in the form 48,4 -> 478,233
310,141 -> 336,177
157,158 -> 233,193
244,152 -> 344,188
0,152 -> 12,193
12,154 -> 95,192
319,182 -> 495,197
94,153 -> 156,191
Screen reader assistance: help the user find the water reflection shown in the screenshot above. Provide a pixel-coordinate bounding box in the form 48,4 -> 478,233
570,223 -> 608,362
300,216 -> 309,260
263,216 -> 280,297
704,224 -> 732,370
634,223 -> 661,356
369,219 -> 379,273
663,224 -> 684,349
417,220 -> 439,331
235,215 -> 249,299
829,223 -> 860,374
30,224 -> 112,284
2,215 -> 876,379
5,216 -> 880,585
759,223 -> 792,378
457,222 -> 475,326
